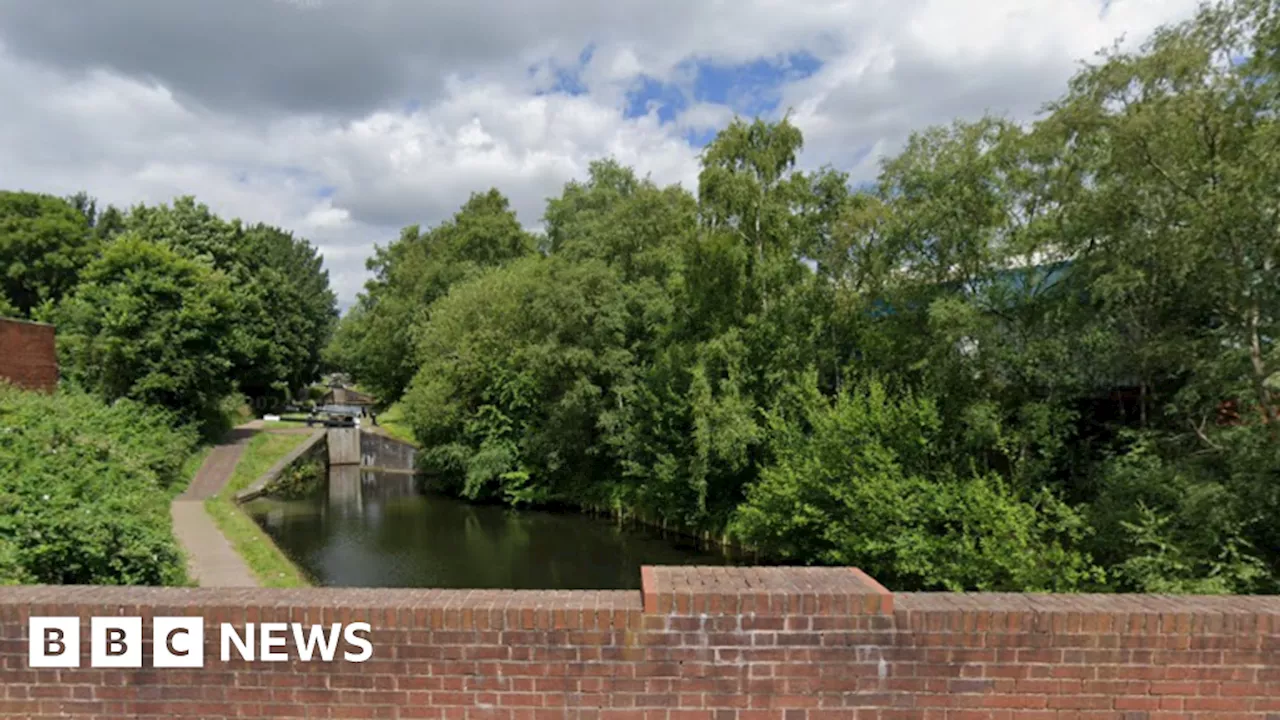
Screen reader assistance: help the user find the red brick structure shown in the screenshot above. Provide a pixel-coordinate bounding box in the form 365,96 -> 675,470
0,317 -> 57,392
1,566 -> 1279,719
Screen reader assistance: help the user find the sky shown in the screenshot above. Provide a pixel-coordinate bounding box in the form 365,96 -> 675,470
0,0 -> 1201,309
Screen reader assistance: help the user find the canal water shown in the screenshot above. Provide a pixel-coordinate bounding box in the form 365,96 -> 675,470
242,467 -> 737,589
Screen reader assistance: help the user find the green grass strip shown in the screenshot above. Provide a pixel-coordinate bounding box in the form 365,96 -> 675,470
373,402 -> 416,445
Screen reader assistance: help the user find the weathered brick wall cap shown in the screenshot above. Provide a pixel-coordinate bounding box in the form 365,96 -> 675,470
6,568 -> 1280,630
0,585 -> 642,612
0,316 -> 54,328
640,566 -> 894,616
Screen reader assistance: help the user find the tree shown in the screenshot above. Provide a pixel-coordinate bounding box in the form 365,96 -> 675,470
53,233 -> 241,432
315,0 -> 1280,594
236,224 -> 338,400
124,197 -> 337,405
0,191 -> 97,317
331,190 -> 535,401
1043,0 -> 1280,430
403,256 -> 633,505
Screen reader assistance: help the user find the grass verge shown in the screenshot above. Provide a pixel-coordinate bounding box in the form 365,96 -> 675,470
373,402 -> 416,445
204,431 -> 314,588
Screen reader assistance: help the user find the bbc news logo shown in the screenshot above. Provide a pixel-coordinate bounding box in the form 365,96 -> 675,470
29,617 -> 372,668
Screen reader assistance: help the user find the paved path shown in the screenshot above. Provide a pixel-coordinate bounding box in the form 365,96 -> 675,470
171,427 -> 259,587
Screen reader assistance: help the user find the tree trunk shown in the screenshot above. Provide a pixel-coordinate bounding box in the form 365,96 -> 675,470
1139,381 -> 1148,428
1247,301 -> 1277,425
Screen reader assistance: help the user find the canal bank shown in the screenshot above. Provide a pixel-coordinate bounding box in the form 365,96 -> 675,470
171,422 -> 326,588
234,427 -> 745,589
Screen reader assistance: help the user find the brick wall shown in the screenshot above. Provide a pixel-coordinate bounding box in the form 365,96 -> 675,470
1,567 -> 1278,719
0,318 -> 57,392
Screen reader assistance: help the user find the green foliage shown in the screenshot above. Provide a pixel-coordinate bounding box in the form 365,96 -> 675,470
326,190 -> 535,402
0,384 -> 196,585
731,377 -> 1098,591
2,192 -> 338,437
266,457 -> 325,500
0,191 -> 99,317
233,224 -> 339,402
1085,430 -> 1275,594
403,255 -> 633,503
125,198 -> 338,407
50,233 -> 242,433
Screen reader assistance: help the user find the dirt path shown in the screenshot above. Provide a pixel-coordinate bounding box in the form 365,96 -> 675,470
171,427 -> 259,587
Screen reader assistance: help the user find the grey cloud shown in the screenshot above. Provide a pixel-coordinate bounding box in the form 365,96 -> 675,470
0,0 -> 580,117
0,0 -> 847,118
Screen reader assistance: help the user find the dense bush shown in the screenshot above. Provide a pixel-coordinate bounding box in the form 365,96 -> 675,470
0,384 -> 196,585
0,192 -> 336,586
730,377 -> 1098,591
403,255 -> 634,505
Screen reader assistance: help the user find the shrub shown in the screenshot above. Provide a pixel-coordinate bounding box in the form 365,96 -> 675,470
266,457 -> 326,500
0,383 -> 196,585
730,377 -> 1099,592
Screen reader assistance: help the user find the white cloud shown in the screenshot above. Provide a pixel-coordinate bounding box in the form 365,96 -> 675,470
785,0 -> 1203,182
0,0 -> 1202,307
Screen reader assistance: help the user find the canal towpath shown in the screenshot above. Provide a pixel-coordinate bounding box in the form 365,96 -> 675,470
172,420 -> 313,587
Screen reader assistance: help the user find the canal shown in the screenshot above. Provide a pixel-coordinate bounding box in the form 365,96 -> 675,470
242,467 -> 738,589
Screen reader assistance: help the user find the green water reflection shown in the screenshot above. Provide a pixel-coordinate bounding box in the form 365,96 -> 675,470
243,467 -> 737,589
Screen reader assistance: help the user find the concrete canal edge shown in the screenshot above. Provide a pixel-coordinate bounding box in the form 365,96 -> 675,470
234,429 -> 327,503
234,428 -> 418,504
326,427 -> 360,465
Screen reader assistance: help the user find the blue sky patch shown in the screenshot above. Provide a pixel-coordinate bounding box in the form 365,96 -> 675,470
550,69 -> 588,96
624,75 -> 688,123
690,52 -> 822,116
624,51 -> 823,126
532,44 -> 594,97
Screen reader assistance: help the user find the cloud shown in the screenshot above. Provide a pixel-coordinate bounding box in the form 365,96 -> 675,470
0,0 -> 1202,307
784,0 -> 1203,181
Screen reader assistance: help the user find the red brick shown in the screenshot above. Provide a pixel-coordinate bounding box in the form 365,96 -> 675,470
0,573 -> 1279,718
0,318 -> 57,392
